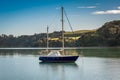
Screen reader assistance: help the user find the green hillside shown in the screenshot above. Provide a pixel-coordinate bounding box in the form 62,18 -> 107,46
65,30 -> 96,35
77,20 -> 120,46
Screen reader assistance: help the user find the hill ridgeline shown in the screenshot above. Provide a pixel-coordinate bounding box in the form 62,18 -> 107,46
0,20 -> 120,47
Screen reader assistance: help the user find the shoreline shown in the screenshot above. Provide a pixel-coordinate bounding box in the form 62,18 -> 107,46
0,47 -> 120,50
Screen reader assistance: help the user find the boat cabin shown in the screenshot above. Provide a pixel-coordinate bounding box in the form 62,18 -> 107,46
47,51 -> 61,56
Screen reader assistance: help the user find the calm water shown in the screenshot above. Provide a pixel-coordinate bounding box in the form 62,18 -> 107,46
0,47 -> 120,80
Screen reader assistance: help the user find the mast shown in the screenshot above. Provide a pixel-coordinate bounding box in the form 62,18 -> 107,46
47,26 -> 49,52
61,6 -> 64,54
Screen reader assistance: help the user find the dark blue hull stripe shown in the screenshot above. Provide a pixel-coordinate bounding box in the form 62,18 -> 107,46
39,56 -> 79,62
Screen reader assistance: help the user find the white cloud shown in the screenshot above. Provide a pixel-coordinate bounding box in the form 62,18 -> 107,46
93,10 -> 120,15
117,6 -> 120,9
77,6 -> 96,9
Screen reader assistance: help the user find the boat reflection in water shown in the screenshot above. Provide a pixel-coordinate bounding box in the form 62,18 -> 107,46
39,62 -> 79,80
39,61 -> 78,67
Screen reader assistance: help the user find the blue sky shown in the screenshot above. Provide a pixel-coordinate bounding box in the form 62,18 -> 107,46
0,0 -> 120,36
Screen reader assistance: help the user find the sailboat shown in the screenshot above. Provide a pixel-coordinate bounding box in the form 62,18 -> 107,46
39,7 -> 79,62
